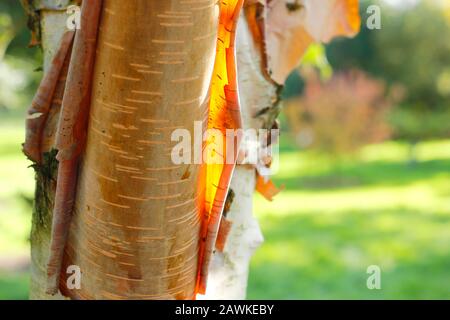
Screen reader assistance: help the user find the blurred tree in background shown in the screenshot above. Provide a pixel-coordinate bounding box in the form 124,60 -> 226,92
285,70 -> 391,160
326,0 -> 450,143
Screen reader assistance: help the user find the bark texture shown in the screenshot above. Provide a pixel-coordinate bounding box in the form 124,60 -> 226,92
29,0 -> 219,300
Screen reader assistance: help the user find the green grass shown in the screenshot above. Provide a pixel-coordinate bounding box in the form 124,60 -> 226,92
0,121 -> 33,300
0,122 -> 449,299
248,138 -> 450,299
0,122 -> 34,256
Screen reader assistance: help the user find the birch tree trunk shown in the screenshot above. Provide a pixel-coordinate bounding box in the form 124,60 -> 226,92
27,0 -> 219,300
29,0 -> 267,300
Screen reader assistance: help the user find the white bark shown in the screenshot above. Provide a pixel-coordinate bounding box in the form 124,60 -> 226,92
200,167 -> 263,300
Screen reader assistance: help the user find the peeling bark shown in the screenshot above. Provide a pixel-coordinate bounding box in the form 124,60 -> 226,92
197,0 -> 244,295
47,0 -> 103,295
200,6 -> 279,299
24,30 -> 74,164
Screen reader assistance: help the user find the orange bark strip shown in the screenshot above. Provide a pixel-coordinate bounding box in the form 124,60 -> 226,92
46,0 -> 103,295
244,2 -> 273,83
255,174 -> 284,202
46,158 -> 78,294
23,31 -> 74,163
197,0 -> 244,295
215,218 -> 233,253
40,47 -> 73,156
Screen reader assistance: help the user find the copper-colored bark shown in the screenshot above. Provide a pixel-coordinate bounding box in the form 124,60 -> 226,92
46,158 -> 78,294
215,218 -> 233,253
56,0 -> 104,161
59,0 -> 219,300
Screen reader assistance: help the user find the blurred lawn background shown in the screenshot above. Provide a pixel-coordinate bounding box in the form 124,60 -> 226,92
1,0 -> 449,299
249,137 -> 450,299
